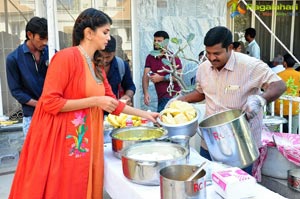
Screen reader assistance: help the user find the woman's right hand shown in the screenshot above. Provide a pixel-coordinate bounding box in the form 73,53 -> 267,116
96,96 -> 119,113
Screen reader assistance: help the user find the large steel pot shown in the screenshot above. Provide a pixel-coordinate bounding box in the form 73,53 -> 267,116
121,142 -> 188,186
157,108 -> 200,137
199,109 -> 259,168
288,169 -> 300,192
110,126 -> 168,159
160,164 -> 207,199
262,146 -> 299,179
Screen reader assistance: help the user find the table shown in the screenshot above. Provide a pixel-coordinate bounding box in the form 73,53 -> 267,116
103,143 -> 286,199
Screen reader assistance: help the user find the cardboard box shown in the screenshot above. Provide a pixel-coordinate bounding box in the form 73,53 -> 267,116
212,167 -> 256,199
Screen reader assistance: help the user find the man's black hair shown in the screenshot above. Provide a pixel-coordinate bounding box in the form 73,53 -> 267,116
232,41 -> 241,49
245,28 -> 256,38
25,17 -> 48,40
283,53 -> 296,68
103,35 -> 116,52
204,26 -> 232,48
153,31 -> 169,40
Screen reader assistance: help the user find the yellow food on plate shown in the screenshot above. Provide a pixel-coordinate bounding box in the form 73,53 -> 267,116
107,114 -> 120,128
160,100 -> 197,125
106,113 -> 142,128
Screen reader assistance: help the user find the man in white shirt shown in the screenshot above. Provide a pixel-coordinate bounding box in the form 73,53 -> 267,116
245,27 -> 261,59
178,26 -> 286,175
271,55 -> 285,74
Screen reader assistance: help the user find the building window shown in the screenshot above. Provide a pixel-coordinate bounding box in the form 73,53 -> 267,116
229,0 -> 299,63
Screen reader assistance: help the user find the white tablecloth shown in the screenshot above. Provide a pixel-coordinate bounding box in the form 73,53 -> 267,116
103,143 -> 286,199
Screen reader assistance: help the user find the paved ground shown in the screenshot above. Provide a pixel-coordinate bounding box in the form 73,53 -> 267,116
0,173 -> 13,199
0,172 -> 111,199
0,124 -> 113,199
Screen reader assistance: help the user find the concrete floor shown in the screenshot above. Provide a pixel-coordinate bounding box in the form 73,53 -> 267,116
0,173 -> 13,199
0,172 -> 111,199
0,124 -> 113,199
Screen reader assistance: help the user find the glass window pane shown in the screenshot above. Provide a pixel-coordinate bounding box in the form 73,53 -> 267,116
0,0 -> 35,117
231,0 -> 299,63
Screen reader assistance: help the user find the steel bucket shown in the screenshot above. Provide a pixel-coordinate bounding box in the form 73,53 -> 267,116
199,109 -> 259,168
121,142 -> 188,185
160,165 -> 207,199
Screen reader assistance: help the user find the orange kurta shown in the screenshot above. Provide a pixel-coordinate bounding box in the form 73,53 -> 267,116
9,47 -> 124,199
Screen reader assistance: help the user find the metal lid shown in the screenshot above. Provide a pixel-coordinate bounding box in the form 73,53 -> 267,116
263,116 -> 287,125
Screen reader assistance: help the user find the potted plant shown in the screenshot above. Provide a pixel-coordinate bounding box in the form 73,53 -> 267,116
150,33 -> 200,96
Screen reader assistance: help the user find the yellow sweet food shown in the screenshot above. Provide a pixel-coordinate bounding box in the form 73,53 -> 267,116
106,113 -> 142,128
160,100 -> 197,125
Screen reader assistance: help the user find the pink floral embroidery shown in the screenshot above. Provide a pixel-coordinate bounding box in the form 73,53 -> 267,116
66,111 -> 89,158
71,111 -> 85,127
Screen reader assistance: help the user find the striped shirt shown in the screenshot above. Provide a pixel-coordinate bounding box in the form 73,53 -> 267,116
196,51 -> 280,147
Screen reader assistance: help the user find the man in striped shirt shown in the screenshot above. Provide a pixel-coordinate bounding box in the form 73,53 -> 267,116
179,26 -> 286,175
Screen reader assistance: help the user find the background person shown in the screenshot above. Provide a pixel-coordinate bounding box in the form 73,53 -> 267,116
178,26 -> 286,175
232,41 -> 242,52
245,27 -> 261,59
6,17 -> 48,136
275,53 -> 299,133
114,34 -> 130,63
95,35 -> 136,106
9,8 -> 159,199
198,50 -> 206,62
142,30 -> 182,112
271,54 -> 285,74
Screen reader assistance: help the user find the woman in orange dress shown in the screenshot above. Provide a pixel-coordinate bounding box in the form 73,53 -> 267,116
9,8 -> 160,199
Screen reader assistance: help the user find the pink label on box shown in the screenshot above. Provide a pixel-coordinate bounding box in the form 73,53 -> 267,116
212,173 -> 227,191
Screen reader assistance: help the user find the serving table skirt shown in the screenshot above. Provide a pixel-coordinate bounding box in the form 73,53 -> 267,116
103,143 -> 286,199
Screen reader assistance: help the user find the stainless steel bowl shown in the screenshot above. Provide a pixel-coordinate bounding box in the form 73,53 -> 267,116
121,142 -> 188,186
263,115 -> 287,132
110,126 -> 168,159
262,146 -> 298,179
157,108 -> 200,137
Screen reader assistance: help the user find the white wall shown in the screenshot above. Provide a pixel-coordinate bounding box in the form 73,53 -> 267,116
132,0 -> 227,110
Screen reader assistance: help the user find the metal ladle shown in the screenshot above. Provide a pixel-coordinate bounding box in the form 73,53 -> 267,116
186,161 -> 207,181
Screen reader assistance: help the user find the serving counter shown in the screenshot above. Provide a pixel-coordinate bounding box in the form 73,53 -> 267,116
103,143 -> 286,199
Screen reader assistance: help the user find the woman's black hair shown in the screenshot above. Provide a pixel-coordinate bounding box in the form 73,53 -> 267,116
72,8 -> 112,46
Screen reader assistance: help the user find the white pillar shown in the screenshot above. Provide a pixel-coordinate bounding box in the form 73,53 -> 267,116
35,0 -> 47,18
0,78 -> 4,116
47,0 -> 60,61
131,0 -> 141,109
